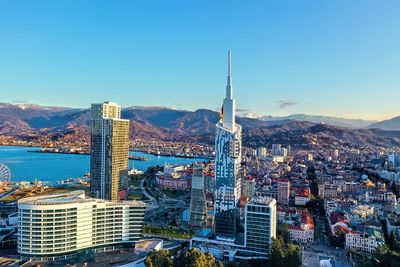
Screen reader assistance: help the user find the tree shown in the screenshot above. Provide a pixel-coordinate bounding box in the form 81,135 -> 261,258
286,243 -> 302,267
389,231 -> 400,252
270,236 -> 286,267
372,244 -> 400,266
278,224 -> 290,243
270,236 -> 302,267
173,248 -> 215,267
145,250 -> 172,267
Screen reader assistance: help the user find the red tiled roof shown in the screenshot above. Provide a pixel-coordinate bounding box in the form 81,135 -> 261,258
287,224 -> 305,231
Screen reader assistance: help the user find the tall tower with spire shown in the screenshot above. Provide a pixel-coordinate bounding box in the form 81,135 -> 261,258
214,51 -> 242,239
223,50 -> 235,131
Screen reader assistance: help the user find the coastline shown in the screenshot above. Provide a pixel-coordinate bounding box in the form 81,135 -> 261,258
0,145 -> 209,185
26,150 -> 151,161
0,144 -> 213,160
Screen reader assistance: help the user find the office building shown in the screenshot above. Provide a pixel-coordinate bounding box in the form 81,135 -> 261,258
191,196 -> 277,261
244,197 -> 277,256
189,163 -> 208,229
214,51 -> 242,238
17,191 -> 145,261
90,101 -> 130,201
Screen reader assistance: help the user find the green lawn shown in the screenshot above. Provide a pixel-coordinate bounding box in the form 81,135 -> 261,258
127,188 -> 148,201
142,224 -> 193,239
128,193 -> 148,201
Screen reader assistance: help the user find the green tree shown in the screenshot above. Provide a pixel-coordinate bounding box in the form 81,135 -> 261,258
278,224 -> 290,243
174,248 -> 216,267
270,236 -> 286,267
145,250 -> 172,267
286,243 -> 302,267
389,231 -> 400,252
270,236 -> 302,267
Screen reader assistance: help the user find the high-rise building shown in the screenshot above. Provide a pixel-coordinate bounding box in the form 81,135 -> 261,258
90,102 -> 130,201
257,147 -> 267,159
388,153 -> 400,168
277,179 -> 290,205
271,144 -> 281,152
214,51 -> 242,238
244,196 -> 277,257
242,177 -> 256,198
271,144 -> 288,157
189,163 -> 207,229
17,191 -> 145,261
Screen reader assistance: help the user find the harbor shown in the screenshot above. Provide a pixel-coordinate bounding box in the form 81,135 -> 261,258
0,146 -> 206,185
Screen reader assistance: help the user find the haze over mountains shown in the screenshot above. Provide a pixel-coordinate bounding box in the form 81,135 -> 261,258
0,102 -> 399,148
368,116 -> 400,131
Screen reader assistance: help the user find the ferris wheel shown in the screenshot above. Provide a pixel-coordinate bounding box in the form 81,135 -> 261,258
0,163 -> 11,182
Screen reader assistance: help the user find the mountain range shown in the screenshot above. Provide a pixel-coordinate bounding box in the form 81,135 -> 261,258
368,116 -> 400,131
260,114 -> 378,129
0,102 -> 399,149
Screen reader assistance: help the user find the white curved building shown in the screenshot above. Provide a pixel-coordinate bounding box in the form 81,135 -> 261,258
17,191 -> 146,261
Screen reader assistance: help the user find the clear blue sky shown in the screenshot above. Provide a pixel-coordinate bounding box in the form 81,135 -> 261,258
0,1 -> 399,120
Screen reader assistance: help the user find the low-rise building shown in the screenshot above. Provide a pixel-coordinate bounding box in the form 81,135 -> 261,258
345,225 -> 384,253
295,193 -> 310,206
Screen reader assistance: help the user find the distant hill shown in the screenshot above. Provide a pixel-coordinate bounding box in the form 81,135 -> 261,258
368,116 -> 400,131
187,121 -> 400,149
1,102 -> 399,149
0,103 -> 287,139
261,114 -> 377,129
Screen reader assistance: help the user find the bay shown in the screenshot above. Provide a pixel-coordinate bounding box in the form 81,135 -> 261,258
0,146 -> 207,185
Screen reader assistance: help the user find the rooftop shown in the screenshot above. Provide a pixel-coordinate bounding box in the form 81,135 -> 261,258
247,196 -> 276,206
18,190 -> 146,207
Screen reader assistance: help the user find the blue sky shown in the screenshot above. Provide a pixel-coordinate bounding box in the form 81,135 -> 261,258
0,1 -> 399,120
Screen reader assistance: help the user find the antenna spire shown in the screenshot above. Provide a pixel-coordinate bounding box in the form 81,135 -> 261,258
226,50 -> 233,99
228,50 -> 231,77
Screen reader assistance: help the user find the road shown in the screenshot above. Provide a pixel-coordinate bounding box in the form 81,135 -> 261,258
302,214 -> 351,267
0,189 -> 15,201
138,178 -> 159,212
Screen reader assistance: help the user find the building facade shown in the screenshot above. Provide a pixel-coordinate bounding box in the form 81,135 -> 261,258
17,191 -> 145,261
388,153 -> 400,168
277,179 -> 290,205
242,177 -> 256,198
189,163 -> 208,229
214,51 -> 242,238
90,102 -> 130,201
257,147 -> 267,159
244,197 -> 277,256
345,226 -> 384,253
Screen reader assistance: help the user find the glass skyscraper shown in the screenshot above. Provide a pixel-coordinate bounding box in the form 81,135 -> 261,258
90,102 -> 130,201
214,51 -> 242,238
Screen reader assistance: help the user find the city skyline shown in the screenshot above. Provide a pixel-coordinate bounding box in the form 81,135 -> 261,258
1,1 -> 400,265
1,1 -> 399,120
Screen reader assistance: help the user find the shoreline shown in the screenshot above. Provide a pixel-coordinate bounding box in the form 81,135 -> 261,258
0,145 -> 210,187
1,144 -> 213,160
27,150 -> 151,161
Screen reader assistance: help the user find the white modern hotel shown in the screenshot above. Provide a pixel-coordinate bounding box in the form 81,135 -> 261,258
17,191 -> 146,261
